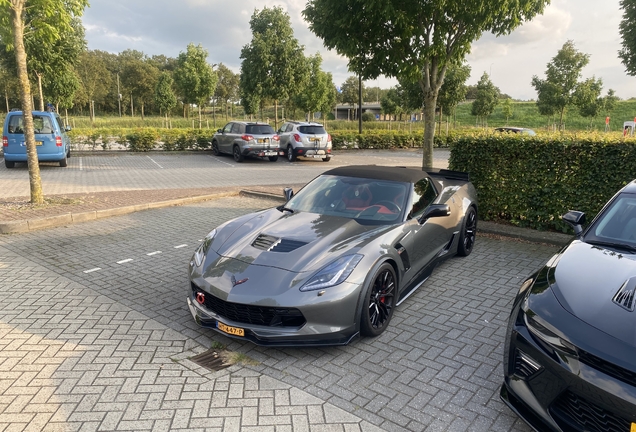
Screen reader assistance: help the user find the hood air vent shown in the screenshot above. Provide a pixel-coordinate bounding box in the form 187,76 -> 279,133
252,234 -> 308,253
612,277 -> 636,312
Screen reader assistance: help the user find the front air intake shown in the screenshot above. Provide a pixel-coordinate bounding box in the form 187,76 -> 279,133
252,234 -> 307,252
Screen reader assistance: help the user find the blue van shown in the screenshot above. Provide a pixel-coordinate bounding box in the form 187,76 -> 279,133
2,110 -> 71,168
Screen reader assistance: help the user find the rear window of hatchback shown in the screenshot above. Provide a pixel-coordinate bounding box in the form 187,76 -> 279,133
7,115 -> 55,134
298,125 -> 326,134
245,124 -> 275,135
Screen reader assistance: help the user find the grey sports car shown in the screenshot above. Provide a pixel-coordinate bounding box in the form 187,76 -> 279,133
187,165 -> 478,346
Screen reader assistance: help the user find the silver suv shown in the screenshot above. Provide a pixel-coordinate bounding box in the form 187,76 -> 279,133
211,122 -> 281,163
277,122 -> 332,162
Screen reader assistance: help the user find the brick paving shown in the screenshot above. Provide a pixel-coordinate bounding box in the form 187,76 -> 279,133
0,194 -> 557,431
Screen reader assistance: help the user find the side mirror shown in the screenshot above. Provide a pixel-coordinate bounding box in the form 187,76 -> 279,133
562,210 -> 586,236
283,187 -> 294,202
217,129 -> 222,133
419,204 -> 451,222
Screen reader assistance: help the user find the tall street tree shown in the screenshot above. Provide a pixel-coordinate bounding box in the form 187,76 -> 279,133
154,71 -> 177,124
380,87 -> 403,127
0,0 -> 88,204
240,6 -> 308,129
619,0 -> 636,76
75,50 -> 112,116
532,40 -> 590,130
436,62 -> 471,127
293,53 -> 336,121
303,0 -> 550,167
214,63 -> 239,122
471,72 -> 499,127
340,75 -> 363,120
573,76 -> 604,128
174,43 -> 217,128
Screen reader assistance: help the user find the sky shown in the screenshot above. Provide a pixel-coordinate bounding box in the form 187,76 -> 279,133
82,0 -> 635,101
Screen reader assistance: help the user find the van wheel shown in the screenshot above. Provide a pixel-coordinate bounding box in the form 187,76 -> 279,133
268,155 -> 278,162
5,160 -> 15,168
66,147 -> 71,158
233,145 -> 244,163
59,156 -> 68,167
322,157 -> 331,162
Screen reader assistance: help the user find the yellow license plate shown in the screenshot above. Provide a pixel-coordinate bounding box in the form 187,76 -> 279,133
36,141 -> 43,146
217,322 -> 244,337
257,138 -> 268,143
631,422 -> 636,432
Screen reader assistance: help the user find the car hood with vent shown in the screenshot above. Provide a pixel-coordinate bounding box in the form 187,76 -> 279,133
211,208 -> 395,273
551,240 -> 636,346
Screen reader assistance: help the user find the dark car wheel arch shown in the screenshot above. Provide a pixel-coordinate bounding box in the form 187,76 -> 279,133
354,257 -> 401,334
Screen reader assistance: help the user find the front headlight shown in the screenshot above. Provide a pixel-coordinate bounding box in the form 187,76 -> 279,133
193,229 -> 217,267
300,254 -> 363,291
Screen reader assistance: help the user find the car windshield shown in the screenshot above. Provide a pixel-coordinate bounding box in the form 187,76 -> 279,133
298,125 -> 326,134
246,125 -> 275,135
585,193 -> 636,249
8,115 -> 54,134
284,175 -> 409,225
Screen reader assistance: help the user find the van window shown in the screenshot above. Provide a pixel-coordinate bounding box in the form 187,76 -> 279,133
8,115 -> 54,134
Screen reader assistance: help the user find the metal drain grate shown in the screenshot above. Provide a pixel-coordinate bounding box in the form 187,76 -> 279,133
189,349 -> 230,372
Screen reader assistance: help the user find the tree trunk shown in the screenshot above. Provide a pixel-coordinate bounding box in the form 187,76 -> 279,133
422,91 -> 438,168
10,0 -> 43,204
141,102 -> 145,120
36,72 -> 44,111
4,88 -> 9,112
275,100 -> 278,130
559,107 -> 565,131
358,75 -> 362,134
130,94 -> 134,117
198,104 -> 202,129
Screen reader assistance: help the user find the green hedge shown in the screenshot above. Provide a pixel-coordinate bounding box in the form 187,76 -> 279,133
449,133 -> 636,232
331,130 -> 452,149
68,127 -> 211,151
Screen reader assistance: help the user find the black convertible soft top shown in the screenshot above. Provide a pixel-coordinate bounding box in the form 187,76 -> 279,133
324,165 -> 469,183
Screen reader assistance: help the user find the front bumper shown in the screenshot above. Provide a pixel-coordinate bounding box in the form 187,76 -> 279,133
501,290 -> 636,432
187,254 -> 362,346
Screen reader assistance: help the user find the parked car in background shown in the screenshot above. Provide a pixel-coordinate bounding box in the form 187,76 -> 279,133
2,110 -> 71,168
186,165 -> 478,346
494,127 -> 536,136
501,180 -> 636,431
277,121 -> 332,162
211,122 -> 281,163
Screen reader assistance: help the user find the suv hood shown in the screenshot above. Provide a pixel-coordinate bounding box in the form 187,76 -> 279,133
213,208 -> 393,273
552,240 -> 636,346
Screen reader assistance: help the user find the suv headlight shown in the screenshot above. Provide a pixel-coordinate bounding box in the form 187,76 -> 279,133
193,229 -> 217,267
300,254 -> 363,291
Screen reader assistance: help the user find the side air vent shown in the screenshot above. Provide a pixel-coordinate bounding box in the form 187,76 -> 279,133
252,234 -> 307,253
613,278 -> 636,312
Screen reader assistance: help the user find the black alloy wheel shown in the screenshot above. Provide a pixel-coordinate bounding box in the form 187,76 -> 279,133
360,263 -> 396,337
457,207 -> 477,256
287,145 -> 296,162
233,145 -> 244,163
212,141 -> 220,156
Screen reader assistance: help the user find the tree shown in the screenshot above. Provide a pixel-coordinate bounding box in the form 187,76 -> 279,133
214,63 -> 239,121
0,0 -> 88,204
471,72 -> 499,127
174,43 -> 217,128
573,76 -> 604,128
120,53 -> 159,120
154,72 -> 177,123
619,0 -> 636,75
240,6 -> 308,128
303,0 -> 550,167
75,50 -> 112,116
43,65 -> 79,115
380,87 -> 402,127
531,40 -> 590,130
340,75 -> 363,120
437,62 -> 471,126
293,53 -> 337,121
500,98 -> 514,125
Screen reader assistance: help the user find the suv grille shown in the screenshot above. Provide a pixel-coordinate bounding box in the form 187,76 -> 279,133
579,350 -> 636,387
551,391 -> 630,432
191,283 -> 306,327
252,234 -> 307,252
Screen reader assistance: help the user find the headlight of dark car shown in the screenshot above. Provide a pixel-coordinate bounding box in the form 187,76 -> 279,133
300,254 -> 363,292
193,229 -> 217,267
521,291 -> 577,357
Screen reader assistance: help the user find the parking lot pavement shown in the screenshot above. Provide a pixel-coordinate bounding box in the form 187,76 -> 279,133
0,195 -> 556,431
0,149 -> 449,199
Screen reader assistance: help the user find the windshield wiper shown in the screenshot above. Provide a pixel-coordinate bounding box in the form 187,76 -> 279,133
585,239 -> 636,252
277,205 -> 295,213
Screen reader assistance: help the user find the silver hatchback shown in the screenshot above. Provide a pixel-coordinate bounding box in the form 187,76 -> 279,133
211,122 -> 282,163
277,122 -> 332,162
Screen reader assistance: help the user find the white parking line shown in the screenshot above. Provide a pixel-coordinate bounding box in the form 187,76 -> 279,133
208,155 -> 234,167
116,259 -> 133,264
146,251 -> 162,256
147,156 -> 164,169
174,244 -> 188,249
79,157 -> 83,171
83,267 -> 101,273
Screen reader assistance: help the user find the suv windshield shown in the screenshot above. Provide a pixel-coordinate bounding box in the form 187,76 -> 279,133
8,115 -> 54,134
246,125 -> 275,135
298,125 -> 326,134
284,175 -> 408,225
585,192 -> 636,249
